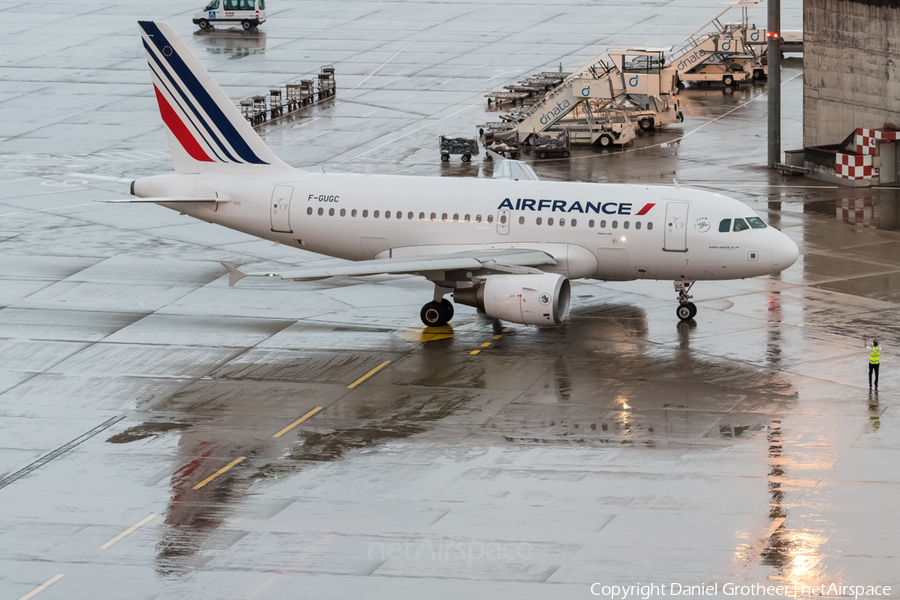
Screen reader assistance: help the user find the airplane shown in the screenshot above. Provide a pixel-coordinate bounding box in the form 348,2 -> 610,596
109,21 -> 799,328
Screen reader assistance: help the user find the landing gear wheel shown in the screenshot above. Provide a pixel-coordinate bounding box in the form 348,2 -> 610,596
723,75 -> 735,86
241,19 -> 252,30
421,301 -> 450,327
676,304 -> 693,321
440,298 -> 454,320
598,134 -> 613,148
639,117 -> 653,131
198,19 -> 210,29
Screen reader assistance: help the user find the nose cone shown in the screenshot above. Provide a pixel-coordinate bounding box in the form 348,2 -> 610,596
772,232 -> 799,272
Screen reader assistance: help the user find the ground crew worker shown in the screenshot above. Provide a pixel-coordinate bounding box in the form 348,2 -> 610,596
865,336 -> 881,390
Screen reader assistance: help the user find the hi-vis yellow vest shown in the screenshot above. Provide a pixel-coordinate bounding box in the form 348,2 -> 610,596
870,346 -> 881,364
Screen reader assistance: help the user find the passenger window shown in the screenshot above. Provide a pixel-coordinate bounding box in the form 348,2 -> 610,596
374,210 -> 380,218
559,218 -> 565,226
386,211 -> 391,219
647,222 -> 653,230
205,0 -> 219,9
746,216 -> 767,229
536,217 -> 542,225
465,214 -> 471,222
589,220 -> 594,228
571,219 -> 577,226
328,208 -> 335,216
623,221 -> 629,229
475,215 -> 482,222
258,0 -> 265,9
487,215 -> 494,223
518,216 -> 525,225
352,209 -> 358,217
408,212 -> 413,220
419,212 -> 425,220
430,212 -> 437,220
733,218 -> 749,232
719,219 -> 731,232
363,210 -> 369,218
600,220 -> 607,228
635,221 -> 641,230
453,213 -> 459,221
317,207 -> 324,216
307,207 -> 312,215
500,215 -> 507,224
612,220 -> 618,229
223,0 -> 237,9
340,208 -> 346,217
442,213 -> 448,221
548,217 -> 554,226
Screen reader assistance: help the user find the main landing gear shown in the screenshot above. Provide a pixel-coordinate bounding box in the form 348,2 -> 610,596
675,281 -> 697,322
420,285 -> 455,327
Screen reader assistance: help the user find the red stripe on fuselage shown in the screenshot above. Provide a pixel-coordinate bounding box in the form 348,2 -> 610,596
635,203 -> 656,216
153,84 -> 213,162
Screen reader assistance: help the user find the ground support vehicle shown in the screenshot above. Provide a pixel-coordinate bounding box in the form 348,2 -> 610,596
532,129 -> 571,159
440,136 -> 479,162
193,0 -> 266,30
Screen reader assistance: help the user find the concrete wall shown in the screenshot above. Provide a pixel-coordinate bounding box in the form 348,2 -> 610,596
804,0 -> 900,147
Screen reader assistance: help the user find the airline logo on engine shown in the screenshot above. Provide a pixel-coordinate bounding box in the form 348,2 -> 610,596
497,198 -> 656,216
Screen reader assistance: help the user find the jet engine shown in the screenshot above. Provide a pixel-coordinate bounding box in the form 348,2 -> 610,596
453,273 -> 571,325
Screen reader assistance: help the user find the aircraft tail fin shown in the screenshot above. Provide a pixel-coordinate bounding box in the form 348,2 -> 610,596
138,21 -> 289,173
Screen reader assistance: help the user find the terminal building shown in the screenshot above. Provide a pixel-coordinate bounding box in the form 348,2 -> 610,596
803,0 -> 900,185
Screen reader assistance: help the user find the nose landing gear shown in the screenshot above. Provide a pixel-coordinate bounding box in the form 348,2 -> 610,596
675,281 -> 697,321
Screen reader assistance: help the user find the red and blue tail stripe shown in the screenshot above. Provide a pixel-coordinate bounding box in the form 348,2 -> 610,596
139,20 -> 283,169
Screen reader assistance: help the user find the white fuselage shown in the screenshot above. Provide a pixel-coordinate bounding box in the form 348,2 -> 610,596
134,169 -> 798,283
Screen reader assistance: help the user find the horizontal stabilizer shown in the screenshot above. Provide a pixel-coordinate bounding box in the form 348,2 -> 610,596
100,197 -> 225,203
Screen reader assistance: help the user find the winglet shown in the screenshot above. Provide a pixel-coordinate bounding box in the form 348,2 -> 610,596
221,262 -> 247,287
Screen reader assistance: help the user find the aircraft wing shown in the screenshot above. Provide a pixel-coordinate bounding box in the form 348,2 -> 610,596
100,197 -> 225,203
222,248 -> 558,286
489,151 -> 541,181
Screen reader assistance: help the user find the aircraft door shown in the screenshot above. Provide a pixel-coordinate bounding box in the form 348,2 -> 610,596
270,185 -> 293,233
664,202 -> 689,252
497,209 -> 510,235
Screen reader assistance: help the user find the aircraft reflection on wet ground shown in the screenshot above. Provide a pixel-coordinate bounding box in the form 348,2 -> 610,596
101,303 -> 813,582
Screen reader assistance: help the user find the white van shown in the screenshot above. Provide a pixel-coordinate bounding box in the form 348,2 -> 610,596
193,0 -> 266,30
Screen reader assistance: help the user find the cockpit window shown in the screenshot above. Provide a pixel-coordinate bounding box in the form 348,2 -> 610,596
733,218 -> 749,232
746,216 -> 767,229
719,219 -> 731,233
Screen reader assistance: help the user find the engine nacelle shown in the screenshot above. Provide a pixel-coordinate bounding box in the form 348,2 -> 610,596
454,273 -> 571,325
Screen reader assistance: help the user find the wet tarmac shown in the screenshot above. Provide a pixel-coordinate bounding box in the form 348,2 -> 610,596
3,1 -> 900,599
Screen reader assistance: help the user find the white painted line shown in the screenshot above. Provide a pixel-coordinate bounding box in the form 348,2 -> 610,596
17,574 -> 64,600
101,513 -> 157,549
0,201 -> 98,217
401,93 -> 417,101
291,117 -> 321,129
65,172 -> 133,183
350,40 -> 415,91
354,102 -> 481,159
361,110 -> 378,118
307,129 -> 334,141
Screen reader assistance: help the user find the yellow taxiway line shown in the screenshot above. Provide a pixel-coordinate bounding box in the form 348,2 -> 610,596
347,360 -> 391,389
273,407 -> 323,438
17,574 -> 64,600
193,456 -> 246,490
100,513 -> 157,549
